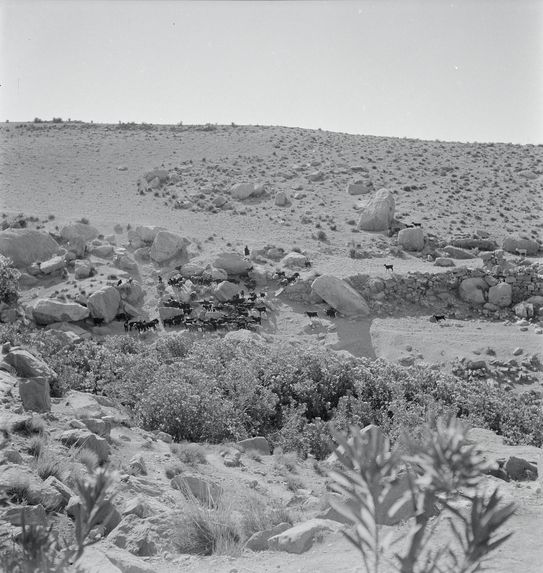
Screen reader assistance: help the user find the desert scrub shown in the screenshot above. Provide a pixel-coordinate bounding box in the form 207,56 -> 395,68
170,442 -> 207,466
12,416 -> 46,437
0,254 -> 20,304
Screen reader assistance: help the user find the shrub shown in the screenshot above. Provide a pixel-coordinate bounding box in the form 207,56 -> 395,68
12,416 -> 46,437
329,419 -> 515,573
170,443 -> 207,466
0,254 -> 20,304
27,436 -> 46,458
37,453 -> 66,481
77,448 -> 99,472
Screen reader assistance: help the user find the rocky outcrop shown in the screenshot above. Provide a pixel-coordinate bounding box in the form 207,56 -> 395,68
357,188 -> 395,232
0,229 -> 60,268
281,252 -> 308,269
213,281 -> 241,302
312,275 -> 370,316
443,245 -> 475,259
87,286 -> 121,323
32,299 -> 90,325
59,430 -> 110,463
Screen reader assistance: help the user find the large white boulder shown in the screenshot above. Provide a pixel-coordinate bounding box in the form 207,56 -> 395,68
39,255 -> 66,275
32,299 -> 90,325
398,228 -> 425,251
60,222 -> 99,243
0,229 -> 60,268
488,283 -> 512,307
458,278 -> 488,304
312,275 -> 370,317
150,231 -> 189,264
87,286 -> 121,323
213,252 -> 252,275
357,188 -> 395,231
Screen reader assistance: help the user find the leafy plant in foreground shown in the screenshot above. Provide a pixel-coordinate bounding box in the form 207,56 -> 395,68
328,418 -> 515,573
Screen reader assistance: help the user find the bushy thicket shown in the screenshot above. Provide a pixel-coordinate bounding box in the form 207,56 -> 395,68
2,323 -> 542,458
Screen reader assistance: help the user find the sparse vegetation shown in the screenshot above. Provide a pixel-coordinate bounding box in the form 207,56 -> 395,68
0,254 -> 20,304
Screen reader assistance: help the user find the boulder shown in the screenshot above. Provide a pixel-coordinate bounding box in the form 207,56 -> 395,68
274,191 -> 289,206
170,474 -> 223,505
504,456 -> 538,481
347,181 -> 372,195
122,497 -> 153,519
434,257 -> 455,267
0,465 -> 63,510
59,430 -> 110,463
458,278 -> 488,305
178,263 -> 205,278
134,225 -> 165,244
213,252 -> 252,275
281,252 -> 308,269
398,228 -> 425,251
117,282 -> 143,305
39,255 -> 66,274
108,514 -> 158,557
128,455 -> 147,476
450,238 -> 497,251
144,169 -> 169,184
87,286 -> 121,323
502,236 -> 539,256
20,380 -> 51,413
114,252 -> 139,274
60,223 -> 99,243
0,229 -> 60,268
4,504 -> 47,526
150,231 -> 189,264
246,522 -> 291,551
32,299 -> 89,325
230,183 -> 255,200
357,188 -> 395,231
488,283 -> 512,307
267,519 -> 341,554
443,245 -> 475,259
237,436 -> 271,455
514,302 -> 534,319
65,237 -> 87,258
213,281 -> 241,302
74,259 -> 93,279
311,275 -> 370,317
5,348 -> 56,381
89,244 -> 114,258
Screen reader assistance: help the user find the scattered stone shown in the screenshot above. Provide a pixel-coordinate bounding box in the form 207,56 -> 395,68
108,514 -> 158,556
514,302 -> 535,319
90,244 -> 114,258
274,191 -> 289,206
513,347 -> 523,356
280,252 -> 308,269
347,180 -> 372,195
129,455 -> 147,476
122,497 -> 153,519
505,456 -> 538,481
74,259 -> 93,279
231,183 -> 256,200
213,252 -> 252,275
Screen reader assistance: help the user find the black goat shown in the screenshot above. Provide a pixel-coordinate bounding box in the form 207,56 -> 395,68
325,307 -> 337,318
384,264 -> 394,272
306,311 -> 319,320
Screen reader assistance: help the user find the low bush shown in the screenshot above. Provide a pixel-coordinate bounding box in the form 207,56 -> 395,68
0,254 -> 20,304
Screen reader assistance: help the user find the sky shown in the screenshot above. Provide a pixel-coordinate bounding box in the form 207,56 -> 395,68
1,0 -> 542,144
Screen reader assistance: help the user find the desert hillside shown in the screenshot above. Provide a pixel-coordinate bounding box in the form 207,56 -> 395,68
0,122 -> 542,573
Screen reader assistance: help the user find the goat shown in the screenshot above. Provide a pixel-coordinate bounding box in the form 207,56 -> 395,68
92,317 -> 104,326
306,311 -> 319,320
325,307 -> 337,318
384,264 -> 394,272
244,245 -> 250,256
304,261 -> 312,268
515,248 -> 528,258
411,222 -> 422,227
432,314 -> 446,323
